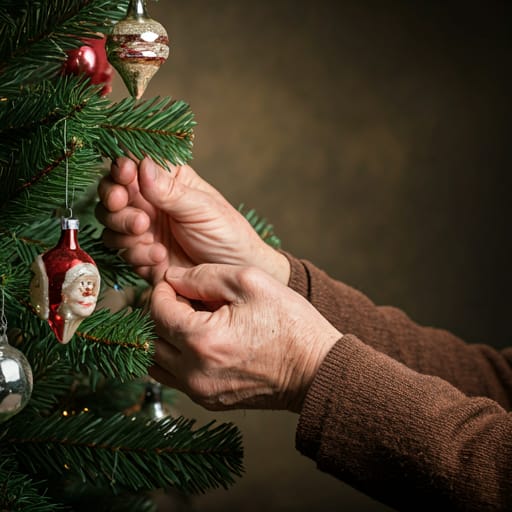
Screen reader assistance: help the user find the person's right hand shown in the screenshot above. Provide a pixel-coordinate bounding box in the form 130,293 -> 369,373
149,264 -> 343,413
96,157 -> 290,284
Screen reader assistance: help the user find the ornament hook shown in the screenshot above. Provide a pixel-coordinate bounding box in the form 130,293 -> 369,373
0,288 -> 7,340
63,118 -> 74,219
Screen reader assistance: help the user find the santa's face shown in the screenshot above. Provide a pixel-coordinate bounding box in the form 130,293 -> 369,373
60,264 -> 100,320
66,275 -> 98,316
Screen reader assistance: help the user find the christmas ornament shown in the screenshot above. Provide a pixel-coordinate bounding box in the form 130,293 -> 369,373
30,217 -> 101,344
0,334 -> 33,423
63,36 -> 114,96
140,380 -> 167,419
137,379 -> 178,434
0,293 -> 33,424
107,0 -> 170,99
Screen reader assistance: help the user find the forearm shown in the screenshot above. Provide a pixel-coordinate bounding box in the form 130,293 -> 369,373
297,335 -> 512,512
284,252 -> 512,407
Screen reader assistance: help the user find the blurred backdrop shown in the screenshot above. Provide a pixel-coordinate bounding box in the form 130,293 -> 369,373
108,1 -> 512,510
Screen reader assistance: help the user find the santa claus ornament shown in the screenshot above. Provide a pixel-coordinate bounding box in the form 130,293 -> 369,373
30,217 -> 100,344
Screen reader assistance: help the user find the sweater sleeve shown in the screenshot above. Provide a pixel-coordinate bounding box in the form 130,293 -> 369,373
296,335 -> 512,511
283,251 -> 512,409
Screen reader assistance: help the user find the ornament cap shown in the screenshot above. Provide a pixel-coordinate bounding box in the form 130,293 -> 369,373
128,0 -> 147,19
61,217 -> 80,230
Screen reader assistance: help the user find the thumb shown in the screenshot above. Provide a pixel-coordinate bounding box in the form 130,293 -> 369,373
165,264 -> 251,305
151,277 -> 195,326
138,158 -> 216,219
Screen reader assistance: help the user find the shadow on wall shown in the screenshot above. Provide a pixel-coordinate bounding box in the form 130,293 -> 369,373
108,1 -> 512,510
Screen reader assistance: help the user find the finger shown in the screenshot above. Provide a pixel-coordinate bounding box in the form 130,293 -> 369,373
95,203 -> 151,236
151,279 -> 197,332
138,158 -> 227,220
111,157 -> 159,218
135,265 -> 153,282
121,244 -> 167,267
119,150 -> 141,167
165,264 -> 250,304
110,156 -> 139,186
141,157 -> 224,197
101,229 -> 154,249
97,176 -> 130,212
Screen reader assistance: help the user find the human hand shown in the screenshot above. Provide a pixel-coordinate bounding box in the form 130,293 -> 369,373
148,264 -> 342,413
96,157 -> 290,284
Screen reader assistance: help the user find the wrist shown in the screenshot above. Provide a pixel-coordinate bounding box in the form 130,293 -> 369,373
258,246 -> 291,285
286,325 -> 342,414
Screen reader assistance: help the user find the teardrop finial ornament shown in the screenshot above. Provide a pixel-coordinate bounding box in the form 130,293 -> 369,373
107,0 -> 170,99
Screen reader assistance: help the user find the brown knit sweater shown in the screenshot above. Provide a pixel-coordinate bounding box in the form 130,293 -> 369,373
286,254 -> 512,511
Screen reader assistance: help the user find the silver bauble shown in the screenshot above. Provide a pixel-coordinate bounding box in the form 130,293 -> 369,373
0,334 -> 33,424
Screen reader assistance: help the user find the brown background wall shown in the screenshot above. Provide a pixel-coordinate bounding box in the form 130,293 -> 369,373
109,1 -> 512,510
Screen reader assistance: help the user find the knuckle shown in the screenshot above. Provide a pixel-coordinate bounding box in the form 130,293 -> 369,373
236,265 -> 264,290
186,263 -> 211,283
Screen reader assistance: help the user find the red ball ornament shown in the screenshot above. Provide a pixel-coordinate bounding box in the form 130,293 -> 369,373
63,36 -> 113,96
66,45 -> 97,76
30,218 -> 101,344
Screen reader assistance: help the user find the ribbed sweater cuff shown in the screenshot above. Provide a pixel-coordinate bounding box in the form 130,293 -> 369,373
295,335 -> 348,460
280,250 -> 310,299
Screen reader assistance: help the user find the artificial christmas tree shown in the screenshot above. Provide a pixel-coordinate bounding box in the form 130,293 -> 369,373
0,0 -> 285,509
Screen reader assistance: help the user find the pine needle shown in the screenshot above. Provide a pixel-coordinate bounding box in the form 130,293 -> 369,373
8,412 -> 244,495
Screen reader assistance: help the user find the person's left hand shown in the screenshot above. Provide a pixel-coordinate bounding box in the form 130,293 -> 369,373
96,157 -> 290,284
148,263 -> 342,413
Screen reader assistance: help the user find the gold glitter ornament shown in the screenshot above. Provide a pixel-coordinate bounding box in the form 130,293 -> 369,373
107,0 -> 170,99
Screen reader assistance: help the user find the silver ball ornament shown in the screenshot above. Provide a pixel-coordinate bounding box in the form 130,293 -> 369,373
0,334 -> 33,424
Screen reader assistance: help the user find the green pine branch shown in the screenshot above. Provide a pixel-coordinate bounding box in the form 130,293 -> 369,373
0,459 -> 63,512
22,327 -> 76,415
8,412 -> 244,495
54,482 -> 158,512
98,96 -> 196,168
1,144 -> 102,229
0,77 -> 109,227
67,307 -> 155,382
0,76 -> 195,229
68,377 -> 152,418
